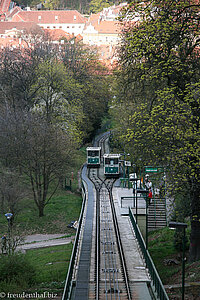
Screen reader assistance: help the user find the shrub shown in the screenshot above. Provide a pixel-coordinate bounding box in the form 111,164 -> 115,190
0,253 -> 36,292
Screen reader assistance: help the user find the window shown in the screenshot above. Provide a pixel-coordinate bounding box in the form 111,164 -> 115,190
38,16 -> 41,21
55,16 -> 58,20
88,151 -> 99,157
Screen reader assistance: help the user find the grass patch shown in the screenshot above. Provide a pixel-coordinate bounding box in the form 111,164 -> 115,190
0,189 -> 82,236
148,228 -> 180,284
0,244 -> 73,295
26,244 -> 73,285
148,226 -> 200,288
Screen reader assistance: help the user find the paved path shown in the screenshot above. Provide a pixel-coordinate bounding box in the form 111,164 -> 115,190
17,234 -> 74,251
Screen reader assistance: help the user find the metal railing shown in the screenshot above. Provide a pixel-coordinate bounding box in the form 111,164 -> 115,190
129,208 -> 169,300
62,180 -> 87,300
121,196 -> 135,208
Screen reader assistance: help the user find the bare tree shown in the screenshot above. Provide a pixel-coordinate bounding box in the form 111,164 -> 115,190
0,168 -> 27,219
0,109 -> 76,217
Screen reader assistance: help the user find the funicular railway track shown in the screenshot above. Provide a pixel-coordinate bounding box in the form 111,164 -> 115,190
87,133 -> 132,300
63,132 -> 169,300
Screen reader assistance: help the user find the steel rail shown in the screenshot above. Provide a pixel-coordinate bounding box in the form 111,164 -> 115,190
89,167 -> 132,299
101,187 -> 121,300
108,187 -> 132,300
88,132 -> 132,299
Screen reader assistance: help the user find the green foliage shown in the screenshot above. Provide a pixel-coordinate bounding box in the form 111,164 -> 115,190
112,0 -> 200,261
173,228 -> 189,252
41,0 -> 60,9
0,253 -> 36,292
61,42 -> 111,140
89,0 -> 114,13
0,245 -> 73,294
32,58 -> 84,142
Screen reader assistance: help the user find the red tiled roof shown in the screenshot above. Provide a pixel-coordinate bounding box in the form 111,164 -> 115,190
11,10 -> 87,24
6,6 -> 22,19
0,36 -> 27,48
95,20 -> 121,34
43,29 -> 83,42
0,21 -> 42,34
0,0 -> 11,13
87,12 -> 101,25
43,28 -> 72,40
75,33 -> 83,41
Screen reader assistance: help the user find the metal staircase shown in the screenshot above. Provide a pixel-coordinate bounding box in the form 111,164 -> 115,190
148,197 -> 167,230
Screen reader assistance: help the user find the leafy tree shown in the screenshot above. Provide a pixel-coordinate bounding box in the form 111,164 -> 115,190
41,0 -> 60,9
114,0 -> 200,261
61,41 -> 111,140
89,0 -> 114,13
31,58 -> 84,141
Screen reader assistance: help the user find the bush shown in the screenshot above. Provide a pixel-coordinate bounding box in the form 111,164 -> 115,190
0,253 -> 36,292
173,228 -> 189,252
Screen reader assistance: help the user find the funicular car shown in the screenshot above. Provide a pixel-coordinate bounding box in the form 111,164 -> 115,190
86,147 -> 101,167
103,154 -> 121,177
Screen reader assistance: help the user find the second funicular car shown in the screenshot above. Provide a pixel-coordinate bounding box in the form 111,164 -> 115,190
103,154 -> 121,177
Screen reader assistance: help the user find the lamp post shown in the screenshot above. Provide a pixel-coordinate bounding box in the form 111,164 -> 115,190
129,176 -> 138,222
169,222 -> 187,300
120,151 -> 130,179
5,213 -> 13,254
136,189 -> 149,248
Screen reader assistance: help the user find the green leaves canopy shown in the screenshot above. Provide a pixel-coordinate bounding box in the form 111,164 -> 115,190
113,0 -> 200,261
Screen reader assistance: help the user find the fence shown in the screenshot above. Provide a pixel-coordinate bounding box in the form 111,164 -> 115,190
129,208 -> 169,300
62,180 -> 87,300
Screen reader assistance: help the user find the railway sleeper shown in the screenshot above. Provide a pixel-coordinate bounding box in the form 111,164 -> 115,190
102,268 -> 120,273
101,241 -> 115,245
104,288 -> 122,294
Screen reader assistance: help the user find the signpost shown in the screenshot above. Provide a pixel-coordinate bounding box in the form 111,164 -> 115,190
144,166 -> 158,173
144,166 -> 165,173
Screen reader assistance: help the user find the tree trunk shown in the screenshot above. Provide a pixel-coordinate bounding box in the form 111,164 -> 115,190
189,220 -> 200,262
38,204 -> 44,217
189,186 -> 200,262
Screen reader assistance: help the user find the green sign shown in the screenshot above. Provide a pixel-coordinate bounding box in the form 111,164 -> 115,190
145,167 -> 158,173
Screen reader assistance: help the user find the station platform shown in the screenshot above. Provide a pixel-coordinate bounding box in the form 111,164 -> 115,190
112,183 -> 151,291
72,170 -> 160,299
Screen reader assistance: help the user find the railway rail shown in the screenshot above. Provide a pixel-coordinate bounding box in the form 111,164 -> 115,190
88,166 -> 131,299
63,132 -> 168,300
86,133 -> 131,299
